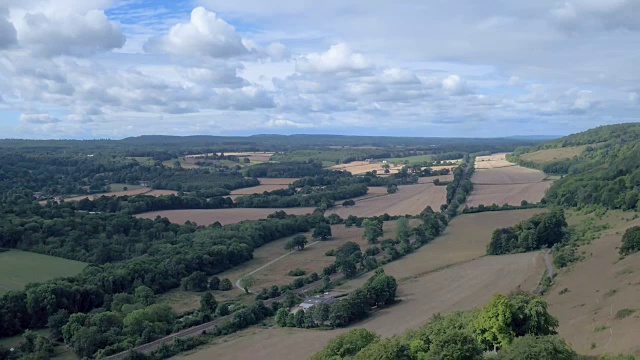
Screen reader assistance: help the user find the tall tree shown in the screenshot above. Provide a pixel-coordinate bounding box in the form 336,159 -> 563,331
362,219 -> 383,244
313,223 -> 332,240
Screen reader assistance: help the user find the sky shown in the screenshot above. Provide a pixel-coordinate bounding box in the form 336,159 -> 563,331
0,0 -> 639,139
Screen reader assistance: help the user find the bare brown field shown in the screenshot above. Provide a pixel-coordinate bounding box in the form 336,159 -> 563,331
335,209 -> 547,291
145,189 -> 179,197
330,161 -> 403,175
56,188 -> 150,202
326,183 -> 446,218
417,174 -> 454,184
545,211 -> 640,356
520,145 -> 588,164
466,182 -> 552,207
180,252 -> 543,360
430,165 -> 458,172
474,153 -> 514,169
472,166 -> 546,185
184,152 -> 274,162
135,208 -> 315,225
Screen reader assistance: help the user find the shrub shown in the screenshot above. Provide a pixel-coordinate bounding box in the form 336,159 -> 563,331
614,309 -> 635,319
219,278 -> 233,291
620,226 -> 640,255
288,268 -> 306,276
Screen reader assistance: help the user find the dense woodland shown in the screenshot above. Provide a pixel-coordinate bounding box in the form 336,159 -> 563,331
487,210 -> 568,255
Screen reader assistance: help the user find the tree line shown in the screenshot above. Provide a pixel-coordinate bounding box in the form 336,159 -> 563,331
487,209 -> 568,255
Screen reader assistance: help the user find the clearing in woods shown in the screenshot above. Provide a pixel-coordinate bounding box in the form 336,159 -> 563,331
326,183 -> 447,218
0,250 -> 87,295
159,222 -> 408,313
545,210 -> 640,356
330,161 -> 404,175
135,207 -> 315,226
226,178 -> 298,200
178,210 -> 546,360
467,153 -> 552,207
519,145 -> 589,164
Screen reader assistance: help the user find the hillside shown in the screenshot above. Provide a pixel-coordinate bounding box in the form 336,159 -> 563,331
512,123 -> 640,210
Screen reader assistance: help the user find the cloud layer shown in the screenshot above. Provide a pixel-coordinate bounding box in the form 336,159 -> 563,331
0,0 -> 638,138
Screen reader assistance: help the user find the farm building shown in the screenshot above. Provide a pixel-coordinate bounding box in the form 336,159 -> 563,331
298,294 -> 337,310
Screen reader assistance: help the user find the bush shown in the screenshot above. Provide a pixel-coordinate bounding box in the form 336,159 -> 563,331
620,226 -> 640,255
325,249 -> 336,256
614,309 -> 635,319
288,268 -> 306,276
219,278 -> 233,291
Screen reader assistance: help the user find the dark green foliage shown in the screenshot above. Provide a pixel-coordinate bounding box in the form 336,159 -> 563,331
200,293 -> 217,314
497,335 -> 577,360
313,223 -> 333,240
287,268 -> 306,276
487,210 -> 568,255
362,219 -> 383,243
620,226 -> 640,255
181,272 -> 209,292
310,328 -> 380,360
342,200 -> 355,206
285,235 -> 308,251
208,276 -> 220,290
218,278 -> 233,291
245,161 -> 329,178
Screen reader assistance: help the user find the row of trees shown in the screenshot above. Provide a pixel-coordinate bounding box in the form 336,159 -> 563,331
444,155 -> 474,218
487,209 -> 568,255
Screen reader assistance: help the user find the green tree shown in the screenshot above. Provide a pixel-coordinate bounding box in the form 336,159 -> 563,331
239,276 -> 255,294
497,335 -> 577,360
426,329 -> 483,360
209,276 -> 221,290
311,328 -> 380,360
620,226 -> 640,255
396,217 -> 411,244
313,222 -> 332,240
286,235 -> 308,251
200,292 -> 218,314
275,308 -> 289,327
181,271 -> 208,292
134,286 -> 155,306
472,294 -> 514,351
47,309 -> 70,341
215,303 -> 230,316
362,219 -> 383,244
219,278 -> 233,291
354,337 -> 411,360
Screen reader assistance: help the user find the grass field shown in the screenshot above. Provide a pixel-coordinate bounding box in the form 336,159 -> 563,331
520,145 -> 588,164
178,210 -> 546,360
545,210 -> 640,356
0,250 -> 87,294
382,154 -> 434,165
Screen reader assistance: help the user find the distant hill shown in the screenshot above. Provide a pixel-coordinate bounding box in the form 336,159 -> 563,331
512,123 -> 640,210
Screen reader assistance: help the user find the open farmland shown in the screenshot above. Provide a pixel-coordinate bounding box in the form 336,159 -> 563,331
0,250 -> 87,295
179,210 -> 546,360
520,145 -> 589,164
227,178 -> 298,199
474,153 -> 514,169
135,207 -> 315,225
466,182 -> 552,207
545,211 -> 640,356
417,174 -> 454,183
326,183 -> 446,218
329,161 -> 404,175
468,154 -> 551,207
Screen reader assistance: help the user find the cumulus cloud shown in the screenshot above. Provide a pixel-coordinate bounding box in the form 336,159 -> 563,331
551,0 -> 640,31
0,9 -> 17,49
265,117 -> 313,128
296,43 -> 371,73
144,7 -> 249,58
19,112 -> 61,124
630,92 -> 639,103
15,10 -> 125,57
442,74 -> 470,96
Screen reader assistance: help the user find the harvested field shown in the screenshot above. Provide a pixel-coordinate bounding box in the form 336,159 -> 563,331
222,152 -> 274,162
330,161 -> 403,175
326,183 -> 446,218
180,252 -> 543,360
227,178 -> 298,199
472,166 -> 546,185
135,208 -> 315,225
474,153 -> 514,169
466,182 -> 552,207
0,250 -> 87,294
417,174 -> 454,184
520,145 -> 588,164
255,178 -> 299,185
335,209 -> 546,291
145,189 -> 179,197
545,211 -> 640,356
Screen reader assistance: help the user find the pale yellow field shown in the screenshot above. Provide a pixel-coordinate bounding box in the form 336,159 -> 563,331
417,174 -> 454,184
326,183 -> 446,218
466,182 -> 552,207
474,153 -> 514,169
472,166 -> 546,185
520,145 -> 588,164
330,161 -> 404,175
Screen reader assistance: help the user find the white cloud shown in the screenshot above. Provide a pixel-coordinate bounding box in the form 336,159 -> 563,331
265,117 -> 313,128
296,43 -> 371,73
19,111 -> 60,124
629,92 -> 638,103
551,0 -> 640,31
442,74 -> 470,96
0,9 -> 17,49
15,9 -> 125,57
144,7 -> 249,58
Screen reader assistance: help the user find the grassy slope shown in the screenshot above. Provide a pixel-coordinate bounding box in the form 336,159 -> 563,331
0,250 -> 87,294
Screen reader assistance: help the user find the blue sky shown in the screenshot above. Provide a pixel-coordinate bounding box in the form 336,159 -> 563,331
0,0 -> 639,139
